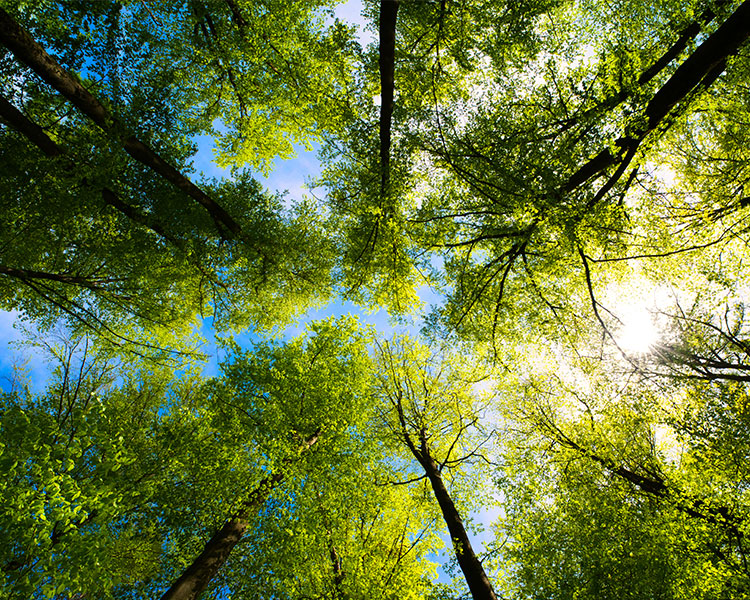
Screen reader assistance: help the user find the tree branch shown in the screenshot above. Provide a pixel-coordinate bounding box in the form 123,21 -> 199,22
0,7 -> 243,239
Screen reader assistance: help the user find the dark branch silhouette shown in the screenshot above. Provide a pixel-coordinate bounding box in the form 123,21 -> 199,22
0,7 -> 243,239
566,0 -> 750,195
379,0 -> 400,197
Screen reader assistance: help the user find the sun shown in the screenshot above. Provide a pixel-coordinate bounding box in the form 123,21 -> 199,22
616,305 -> 659,354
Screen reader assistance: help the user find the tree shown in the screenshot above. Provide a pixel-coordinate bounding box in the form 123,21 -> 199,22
0,1 -> 352,349
321,0 -> 561,315
0,319 -> 445,599
373,336 -> 499,600
0,335 -> 197,597
494,338 -> 750,599
156,317 -> 378,600
216,438 -> 443,599
324,0 -> 750,346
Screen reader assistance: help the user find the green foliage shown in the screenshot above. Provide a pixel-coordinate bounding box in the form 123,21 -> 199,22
494,341 -> 750,599
0,338 -> 184,597
222,441 -> 442,599
373,335 -> 496,489
0,0 -> 349,351
3,0 -> 750,598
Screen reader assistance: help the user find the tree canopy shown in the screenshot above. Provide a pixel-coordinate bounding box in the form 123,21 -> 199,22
2,0 -> 750,598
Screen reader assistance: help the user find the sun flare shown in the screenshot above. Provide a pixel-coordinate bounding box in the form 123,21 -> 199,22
616,306 -> 659,354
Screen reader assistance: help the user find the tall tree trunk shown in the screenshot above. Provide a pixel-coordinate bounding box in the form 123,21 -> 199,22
160,431 -> 320,600
637,0 -> 730,86
643,0 -> 750,129
159,474 -> 281,600
546,423 -> 743,532
0,92 -> 193,255
0,7 -> 243,239
390,380 -> 497,600
0,94 -> 61,157
378,0 -> 400,197
415,437 -> 498,600
326,532 -> 346,599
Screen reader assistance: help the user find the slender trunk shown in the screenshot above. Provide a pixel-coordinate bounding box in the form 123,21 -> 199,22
0,92 -> 232,300
0,94 -> 61,157
566,0 -> 750,192
0,92 -> 194,255
160,431 -> 320,600
644,0 -> 750,130
387,359 -> 496,599
378,0 -> 399,196
327,533 -> 345,599
637,0 -> 729,86
0,7 -> 242,239
223,0 -> 248,30
318,503 -> 346,598
418,448 -> 498,600
0,265 -> 111,291
552,430 -> 743,531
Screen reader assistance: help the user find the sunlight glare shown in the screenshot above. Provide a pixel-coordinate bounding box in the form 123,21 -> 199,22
616,306 -> 659,354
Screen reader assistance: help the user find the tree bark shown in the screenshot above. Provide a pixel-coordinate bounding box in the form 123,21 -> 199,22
637,0 -> 729,86
159,474 -> 281,600
416,440 -> 498,600
378,0 -> 400,197
327,532 -> 346,599
160,431 -> 320,600
388,377 -> 497,600
0,94 -> 61,157
551,429 -> 743,531
644,0 -> 750,130
0,7 -> 242,239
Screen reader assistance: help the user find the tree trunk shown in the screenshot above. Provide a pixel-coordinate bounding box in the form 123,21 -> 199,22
0,92 -> 192,254
160,431 -> 320,600
159,476 -> 280,600
417,442 -> 498,600
378,0 -> 400,196
566,0 -> 750,192
637,0 -> 729,86
0,7 -> 242,239
644,0 -> 750,129
0,94 -> 61,157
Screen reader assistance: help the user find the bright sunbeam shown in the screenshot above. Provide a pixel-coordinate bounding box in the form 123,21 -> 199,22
616,306 -> 659,354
